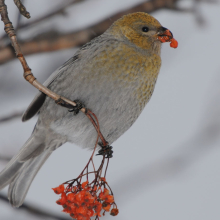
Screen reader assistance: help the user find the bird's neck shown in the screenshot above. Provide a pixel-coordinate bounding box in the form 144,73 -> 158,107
127,36 -> 161,57
152,40 -> 161,56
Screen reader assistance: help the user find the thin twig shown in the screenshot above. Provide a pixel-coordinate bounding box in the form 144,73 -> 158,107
0,111 -> 23,123
86,109 -> 108,149
91,159 -> 96,173
0,0 -> 85,42
0,193 -> 70,220
17,0 -> 85,30
15,0 -> 24,30
0,0 -> 214,64
0,0 -> 181,64
13,0 -> 30,19
104,158 -> 109,178
0,155 -> 11,162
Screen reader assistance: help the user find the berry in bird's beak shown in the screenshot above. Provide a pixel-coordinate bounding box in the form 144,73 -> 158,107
157,27 -> 178,49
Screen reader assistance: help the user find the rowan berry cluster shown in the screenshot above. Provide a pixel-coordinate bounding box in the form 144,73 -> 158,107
53,178 -> 118,220
52,112 -> 118,219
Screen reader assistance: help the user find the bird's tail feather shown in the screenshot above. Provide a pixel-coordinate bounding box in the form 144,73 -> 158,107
0,160 -> 23,190
8,149 -> 52,207
0,132 -> 51,207
0,134 -> 45,189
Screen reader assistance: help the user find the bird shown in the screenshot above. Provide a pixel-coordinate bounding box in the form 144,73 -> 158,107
0,12 -> 177,207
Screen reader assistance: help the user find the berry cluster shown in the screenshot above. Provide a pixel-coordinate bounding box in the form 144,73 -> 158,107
157,29 -> 178,48
53,178 -> 118,220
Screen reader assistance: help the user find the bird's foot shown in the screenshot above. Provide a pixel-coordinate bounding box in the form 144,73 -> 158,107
55,98 -> 85,115
68,100 -> 85,115
96,143 -> 113,158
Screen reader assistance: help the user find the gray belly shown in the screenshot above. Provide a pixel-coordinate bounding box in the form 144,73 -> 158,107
38,74 -> 142,149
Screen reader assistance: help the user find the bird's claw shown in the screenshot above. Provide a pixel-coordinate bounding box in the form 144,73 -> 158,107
68,100 -> 85,115
96,144 -> 113,158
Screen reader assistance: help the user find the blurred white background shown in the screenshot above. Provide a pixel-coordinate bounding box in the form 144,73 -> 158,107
0,0 -> 220,219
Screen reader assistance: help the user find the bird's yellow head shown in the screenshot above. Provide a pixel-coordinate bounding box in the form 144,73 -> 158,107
108,12 -> 178,53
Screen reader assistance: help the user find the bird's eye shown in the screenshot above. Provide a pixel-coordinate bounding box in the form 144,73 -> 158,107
142,27 -> 149,32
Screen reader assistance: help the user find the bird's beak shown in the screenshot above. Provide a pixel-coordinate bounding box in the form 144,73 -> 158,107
157,27 -> 178,48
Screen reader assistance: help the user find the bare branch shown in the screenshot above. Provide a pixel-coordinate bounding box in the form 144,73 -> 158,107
0,193 -> 70,220
15,0 -> 24,30
13,0 -> 30,19
0,0 -> 180,64
0,0 -> 85,42
18,0 -> 85,30
0,0 -> 216,63
0,155 -> 11,162
0,111 -> 24,123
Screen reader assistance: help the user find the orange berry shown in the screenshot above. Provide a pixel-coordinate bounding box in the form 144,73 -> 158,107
66,187 -> 72,192
94,201 -> 102,216
100,177 -> 106,182
56,192 -> 67,205
84,193 -> 95,204
170,38 -> 178,48
157,36 -> 166,43
77,215 -> 90,220
67,193 -> 75,203
98,192 -> 105,200
110,208 -> 119,216
81,181 -> 89,189
103,188 -> 109,195
77,206 -> 87,216
69,203 -> 76,212
62,204 -> 68,208
87,208 -> 94,217
75,191 -> 85,203
70,212 -> 76,218
85,186 -> 91,191
73,186 -> 78,192
102,201 -> 109,207
52,184 -> 65,194
103,203 -> 111,212
63,206 -> 72,213
105,195 -> 114,203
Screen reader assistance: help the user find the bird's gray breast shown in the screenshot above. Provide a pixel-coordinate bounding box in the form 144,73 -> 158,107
38,39 -> 148,149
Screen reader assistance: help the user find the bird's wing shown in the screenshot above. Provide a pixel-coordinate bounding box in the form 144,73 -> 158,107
22,54 -> 80,122
22,34 -> 111,122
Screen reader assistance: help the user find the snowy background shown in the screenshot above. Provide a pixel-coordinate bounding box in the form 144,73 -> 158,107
0,0 -> 220,219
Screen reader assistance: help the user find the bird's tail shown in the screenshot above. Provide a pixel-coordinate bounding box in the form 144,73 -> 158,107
0,133 -> 52,207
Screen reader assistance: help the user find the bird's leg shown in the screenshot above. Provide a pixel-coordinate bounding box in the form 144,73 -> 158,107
96,143 -> 113,158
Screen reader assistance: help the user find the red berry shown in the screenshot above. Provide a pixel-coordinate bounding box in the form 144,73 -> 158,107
75,191 -> 86,204
87,208 -> 94,217
100,177 -> 106,182
67,193 -> 75,203
77,206 -> 87,216
110,208 -> 119,216
105,195 -> 114,203
170,38 -> 178,48
52,184 -> 65,194
56,192 -> 67,205
103,188 -> 109,195
81,181 -> 89,189
103,203 -> 111,212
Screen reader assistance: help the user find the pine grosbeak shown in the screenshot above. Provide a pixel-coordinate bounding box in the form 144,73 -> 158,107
0,12 -> 178,207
